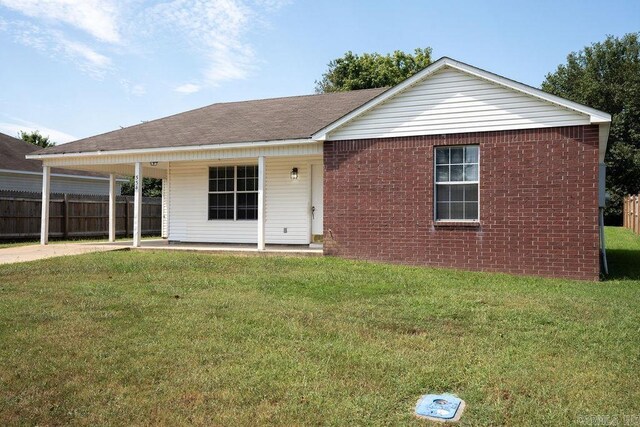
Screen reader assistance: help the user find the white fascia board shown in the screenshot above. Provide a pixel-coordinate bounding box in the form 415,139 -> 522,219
313,57 -> 611,139
0,168 -> 128,182
26,138 -> 317,160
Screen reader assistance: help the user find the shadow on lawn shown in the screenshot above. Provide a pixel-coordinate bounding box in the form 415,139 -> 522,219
605,248 -> 640,281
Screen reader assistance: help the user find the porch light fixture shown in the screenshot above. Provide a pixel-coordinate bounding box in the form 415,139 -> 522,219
290,167 -> 299,180
150,161 -> 158,166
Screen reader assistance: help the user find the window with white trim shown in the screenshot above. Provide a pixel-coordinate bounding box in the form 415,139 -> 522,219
435,146 -> 479,221
208,165 -> 258,220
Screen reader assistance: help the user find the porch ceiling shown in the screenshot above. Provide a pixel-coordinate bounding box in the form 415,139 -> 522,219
35,140 -> 323,176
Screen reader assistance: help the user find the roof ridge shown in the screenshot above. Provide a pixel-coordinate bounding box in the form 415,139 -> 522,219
220,87 -> 389,105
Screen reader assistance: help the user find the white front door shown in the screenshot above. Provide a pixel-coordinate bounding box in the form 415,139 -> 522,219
311,163 -> 323,237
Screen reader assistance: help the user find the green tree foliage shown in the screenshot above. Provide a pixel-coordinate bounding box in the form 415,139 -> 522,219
315,48 -> 433,93
120,177 -> 162,198
604,142 -> 640,221
19,130 -> 55,148
541,33 -> 640,223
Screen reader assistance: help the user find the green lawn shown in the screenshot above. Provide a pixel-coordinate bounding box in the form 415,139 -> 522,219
0,227 -> 638,426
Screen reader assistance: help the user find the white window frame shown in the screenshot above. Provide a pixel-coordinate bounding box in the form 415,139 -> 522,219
208,164 -> 258,221
433,145 -> 480,223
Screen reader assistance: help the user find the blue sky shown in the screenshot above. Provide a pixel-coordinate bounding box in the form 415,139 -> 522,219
0,0 -> 638,144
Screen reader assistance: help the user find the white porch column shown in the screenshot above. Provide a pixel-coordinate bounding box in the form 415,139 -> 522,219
108,174 -> 116,242
257,156 -> 265,250
161,178 -> 168,239
40,165 -> 50,245
133,162 -> 143,247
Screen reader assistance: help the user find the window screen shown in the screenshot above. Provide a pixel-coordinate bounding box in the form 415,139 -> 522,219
435,146 -> 479,221
208,165 -> 258,220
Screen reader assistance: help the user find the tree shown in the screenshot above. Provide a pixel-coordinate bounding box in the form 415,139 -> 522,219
120,177 -> 162,198
605,142 -> 640,220
541,33 -> 640,224
19,130 -> 55,148
315,48 -> 433,93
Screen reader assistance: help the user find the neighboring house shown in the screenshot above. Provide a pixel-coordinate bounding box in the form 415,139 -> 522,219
28,57 -> 611,280
0,132 -> 126,195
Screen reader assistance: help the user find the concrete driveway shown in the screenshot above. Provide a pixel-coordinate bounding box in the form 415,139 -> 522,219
0,242 -> 129,265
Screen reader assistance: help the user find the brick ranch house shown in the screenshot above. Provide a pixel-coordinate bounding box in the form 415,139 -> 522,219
28,57 -> 611,280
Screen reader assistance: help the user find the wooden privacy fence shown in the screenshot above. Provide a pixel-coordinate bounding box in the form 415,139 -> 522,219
623,194 -> 640,235
0,190 -> 162,240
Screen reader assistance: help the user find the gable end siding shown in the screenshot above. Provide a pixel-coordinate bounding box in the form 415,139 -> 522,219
327,67 -> 590,141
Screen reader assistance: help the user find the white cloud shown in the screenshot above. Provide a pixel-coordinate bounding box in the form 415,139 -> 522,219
130,84 -> 146,96
59,37 -> 112,69
147,0 -> 279,87
8,24 -> 112,78
175,83 -> 201,94
0,0 -> 292,90
120,79 -> 146,97
0,0 -> 121,43
254,0 -> 291,12
0,120 -> 78,144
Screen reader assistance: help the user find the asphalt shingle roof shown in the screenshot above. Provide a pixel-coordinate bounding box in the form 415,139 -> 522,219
0,132 -> 108,177
36,88 -> 388,156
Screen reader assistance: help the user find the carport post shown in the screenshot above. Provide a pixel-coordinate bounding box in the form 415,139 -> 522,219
257,156 -> 265,250
40,165 -> 50,245
108,174 -> 116,242
133,162 -> 143,247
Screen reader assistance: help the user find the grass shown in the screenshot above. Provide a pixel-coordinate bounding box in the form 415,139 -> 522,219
606,226 -> 640,280
0,227 -> 638,426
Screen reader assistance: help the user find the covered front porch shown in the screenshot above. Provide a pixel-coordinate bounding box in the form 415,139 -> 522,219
33,141 -> 325,250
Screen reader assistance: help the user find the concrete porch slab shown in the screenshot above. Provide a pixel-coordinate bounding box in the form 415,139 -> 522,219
130,239 -> 323,256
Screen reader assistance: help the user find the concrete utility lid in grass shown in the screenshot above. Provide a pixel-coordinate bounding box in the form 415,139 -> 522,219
415,393 -> 465,422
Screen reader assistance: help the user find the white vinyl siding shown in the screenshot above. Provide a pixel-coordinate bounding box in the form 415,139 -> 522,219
168,161 -> 256,243
168,155 -> 320,244
264,157 -> 314,244
327,67 -> 590,141
0,171 -> 122,195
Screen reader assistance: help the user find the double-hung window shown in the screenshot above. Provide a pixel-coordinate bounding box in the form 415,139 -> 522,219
435,146 -> 479,221
208,165 -> 258,220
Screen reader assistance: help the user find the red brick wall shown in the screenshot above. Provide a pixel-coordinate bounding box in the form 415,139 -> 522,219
323,125 -> 600,281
